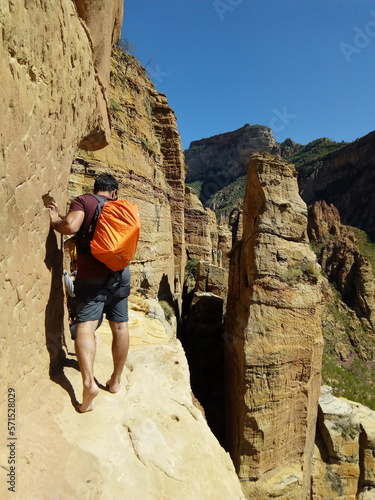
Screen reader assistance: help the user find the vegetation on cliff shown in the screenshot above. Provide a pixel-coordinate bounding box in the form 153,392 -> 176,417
321,284 -> 375,411
287,137 -> 347,182
203,175 -> 247,219
187,136 -> 347,219
353,226 -> 375,272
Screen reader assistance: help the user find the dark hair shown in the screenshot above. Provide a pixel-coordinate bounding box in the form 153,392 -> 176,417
94,174 -> 118,193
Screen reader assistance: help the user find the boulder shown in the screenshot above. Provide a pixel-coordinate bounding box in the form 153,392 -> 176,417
312,386 -> 375,499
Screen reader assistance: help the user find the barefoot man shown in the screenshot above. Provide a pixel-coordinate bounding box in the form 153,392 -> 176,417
48,174 -> 130,412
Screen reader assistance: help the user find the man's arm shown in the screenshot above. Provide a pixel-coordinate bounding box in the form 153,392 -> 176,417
48,201 -> 84,235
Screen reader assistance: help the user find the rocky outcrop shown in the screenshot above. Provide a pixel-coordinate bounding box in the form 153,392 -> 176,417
70,46 -> 186,306
218,222 -> 233,269
73,0 -> 123,150
195,261 -> 228,301
184,124 -> 300,203
185,186 -> 218,262
224,153 -> 324,499
308,201 -> 375,332
300,130 -> 375,238
312,386 -> 375,499
1,0 -> 122,397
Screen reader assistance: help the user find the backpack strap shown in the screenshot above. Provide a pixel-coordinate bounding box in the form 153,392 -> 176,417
87,194 -> 107,234
76,194 -> 108,255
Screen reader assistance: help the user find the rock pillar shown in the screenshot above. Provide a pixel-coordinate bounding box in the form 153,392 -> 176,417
224,153 -> 323,499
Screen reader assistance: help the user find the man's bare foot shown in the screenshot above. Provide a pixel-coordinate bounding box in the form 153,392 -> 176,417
79,382 -> 99,412
106,376 -> 121,394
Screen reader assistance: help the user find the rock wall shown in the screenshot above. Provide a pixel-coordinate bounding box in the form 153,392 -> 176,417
308,201 -> 375,332
300,130 -> 375,238
0,0 -> 122,393
224,153 -> 324,499
69,46 -> 186,308
185,186 -> 218,262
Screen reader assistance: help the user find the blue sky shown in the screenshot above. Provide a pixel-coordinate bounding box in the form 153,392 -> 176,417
122,0 -> 375,150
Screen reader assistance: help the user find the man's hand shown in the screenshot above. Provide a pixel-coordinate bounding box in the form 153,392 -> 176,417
47,201 -> 61,224
48,203 -> 84,235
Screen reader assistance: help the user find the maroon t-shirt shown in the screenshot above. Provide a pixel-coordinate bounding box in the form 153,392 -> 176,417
69,194 -> 111,279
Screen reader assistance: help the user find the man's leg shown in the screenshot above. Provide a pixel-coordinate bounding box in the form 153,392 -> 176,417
107,321 -> 129,393
75,320 -> 99,412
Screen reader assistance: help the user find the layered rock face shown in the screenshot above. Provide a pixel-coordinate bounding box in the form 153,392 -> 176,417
184,124 -> 300,202
300,130 -> 375,238
185,186 -> 218,262
224,153 -> 324,499
70,47 -> 186,304
308,201 -> 375,332
312,386 -> 375,499
0,0 -> 122,392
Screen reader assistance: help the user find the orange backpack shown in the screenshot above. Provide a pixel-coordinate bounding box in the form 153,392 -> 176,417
89,195 -> 141,271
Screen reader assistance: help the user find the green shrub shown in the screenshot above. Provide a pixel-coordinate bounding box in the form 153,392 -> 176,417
140,137 -> 158,155
280,260 -> 319,284
321,283 -> 375,410
159,300 -> 174,324
185,257 -> 199,278
109,98 -> 122,112
204,175 -> 247,219
322,352 -> 375,411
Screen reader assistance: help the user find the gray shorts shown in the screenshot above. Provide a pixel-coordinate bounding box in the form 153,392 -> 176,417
74,267 -> 130,323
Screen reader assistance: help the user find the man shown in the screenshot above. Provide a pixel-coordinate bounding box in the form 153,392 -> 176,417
48,174 -> 130,412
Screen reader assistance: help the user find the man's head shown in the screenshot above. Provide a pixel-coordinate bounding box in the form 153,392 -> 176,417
94,174 -> 118,199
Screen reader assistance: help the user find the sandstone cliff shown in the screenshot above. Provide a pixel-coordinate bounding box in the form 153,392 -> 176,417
4,3 -> 375,497
184,186 -> 218,262
308,201 -> 375,333
300,130 -> 375,238
70,45 -> 186,307
224,153 -> 324,499
184,124 -> 300,203
307,200 -> 375,423
0,0 -> 122,400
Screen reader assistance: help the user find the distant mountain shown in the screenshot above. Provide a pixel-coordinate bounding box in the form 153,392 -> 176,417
184,124 -> 300,203
185,125 -> 352,220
